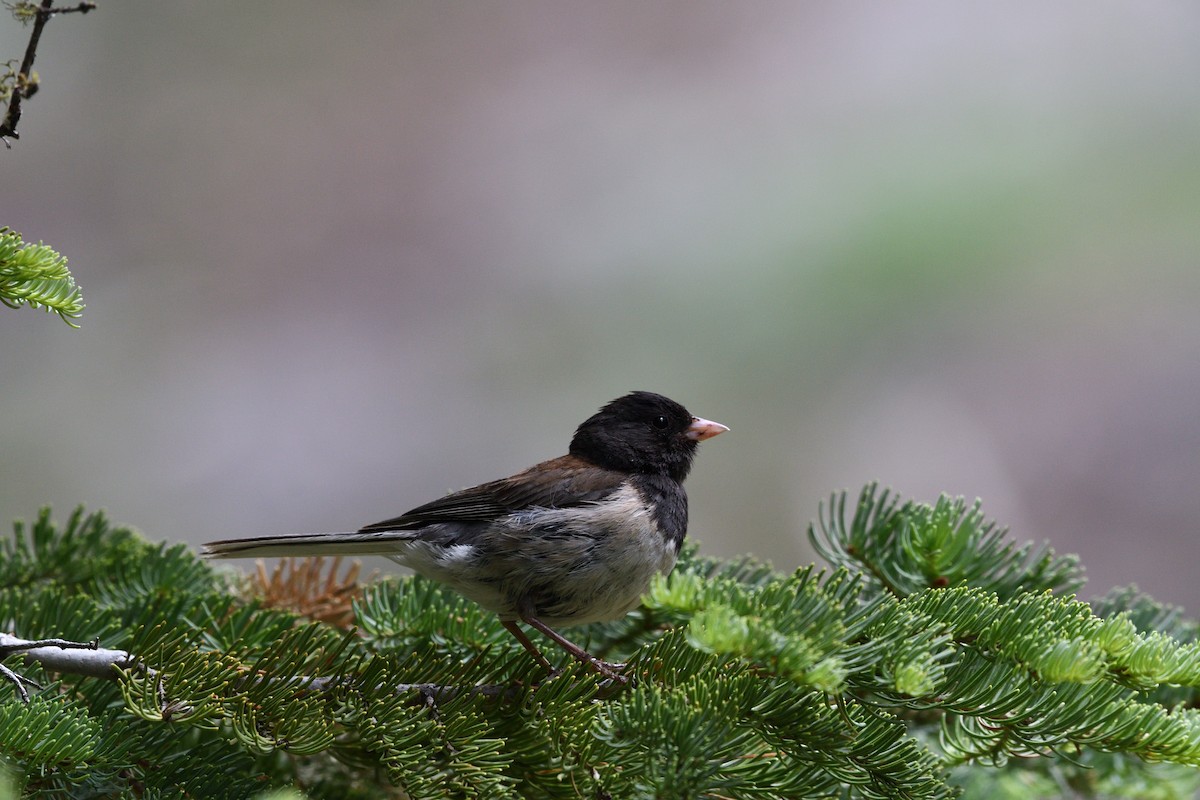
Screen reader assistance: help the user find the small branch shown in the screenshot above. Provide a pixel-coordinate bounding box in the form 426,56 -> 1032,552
304,670 -> 626,704
297,674 -> 543,704
0,631 -> 625,710
0,662 -> 42,702
0,0 -> 96,142
846,545 -> 905,599
0,633 -> 134,700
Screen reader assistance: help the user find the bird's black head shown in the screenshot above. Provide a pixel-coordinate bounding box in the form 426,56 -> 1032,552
569,391 -> 726,482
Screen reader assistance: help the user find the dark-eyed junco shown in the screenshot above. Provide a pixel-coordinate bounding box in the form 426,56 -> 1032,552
203,391 -> 727,681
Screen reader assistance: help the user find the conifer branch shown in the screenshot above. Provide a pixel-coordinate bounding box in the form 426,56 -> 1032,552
0,227 -> 83,324
3,497 -> 1199,798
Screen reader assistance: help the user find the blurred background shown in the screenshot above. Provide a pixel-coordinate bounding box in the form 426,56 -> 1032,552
3,3 -> 1198,609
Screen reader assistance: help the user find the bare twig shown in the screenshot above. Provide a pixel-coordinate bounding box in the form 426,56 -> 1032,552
0,661 -> 42,702
0,0 -> 97,142
0,633 -> 134,701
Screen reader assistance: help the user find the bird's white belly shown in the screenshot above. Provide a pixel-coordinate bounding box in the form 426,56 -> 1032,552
389,483 -> 679,627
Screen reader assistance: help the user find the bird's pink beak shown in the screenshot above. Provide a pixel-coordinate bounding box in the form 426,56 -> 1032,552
685,416 -> 729,441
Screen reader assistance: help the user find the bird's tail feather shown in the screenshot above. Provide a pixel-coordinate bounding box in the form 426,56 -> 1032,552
202,531 -> 407,559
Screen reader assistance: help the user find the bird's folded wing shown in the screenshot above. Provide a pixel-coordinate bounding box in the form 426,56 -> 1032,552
357,454 -> 629,532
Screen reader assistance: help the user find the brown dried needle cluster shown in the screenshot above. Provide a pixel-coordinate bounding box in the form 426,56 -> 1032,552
248,556 -> 368,628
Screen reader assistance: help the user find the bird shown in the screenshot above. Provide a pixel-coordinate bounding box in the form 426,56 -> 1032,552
202,391 -> 727,681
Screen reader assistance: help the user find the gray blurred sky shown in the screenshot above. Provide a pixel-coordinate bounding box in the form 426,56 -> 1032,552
3,3 -> 1199,609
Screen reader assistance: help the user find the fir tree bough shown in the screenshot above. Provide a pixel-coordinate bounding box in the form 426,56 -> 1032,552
0,227 -> 83,325
1,486 -> 1199,799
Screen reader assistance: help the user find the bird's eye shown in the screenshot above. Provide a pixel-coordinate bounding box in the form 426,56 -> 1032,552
652,415 -> 669,430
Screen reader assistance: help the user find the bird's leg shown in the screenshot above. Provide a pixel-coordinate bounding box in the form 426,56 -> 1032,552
523,617 -> 622,678
501,620 -> 555,673
506,599 -> 628,681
